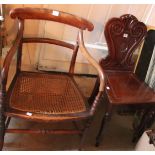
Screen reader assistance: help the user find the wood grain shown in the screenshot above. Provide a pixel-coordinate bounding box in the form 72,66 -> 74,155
10,8 -> 94,31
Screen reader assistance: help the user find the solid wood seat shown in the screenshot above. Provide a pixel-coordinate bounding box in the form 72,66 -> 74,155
105,71 -> 155,104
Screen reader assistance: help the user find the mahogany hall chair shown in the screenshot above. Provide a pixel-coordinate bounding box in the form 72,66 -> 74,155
0,8 -> 105,150
89,14 -> 155,146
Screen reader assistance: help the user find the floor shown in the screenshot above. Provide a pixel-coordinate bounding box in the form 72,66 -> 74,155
2,75 -> 138,151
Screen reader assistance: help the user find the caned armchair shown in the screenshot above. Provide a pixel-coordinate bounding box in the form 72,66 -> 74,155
0,8 -> 105,150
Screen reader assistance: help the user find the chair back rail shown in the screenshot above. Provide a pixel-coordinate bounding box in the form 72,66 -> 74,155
10,7 -> 94,31
22,38 -> 75,50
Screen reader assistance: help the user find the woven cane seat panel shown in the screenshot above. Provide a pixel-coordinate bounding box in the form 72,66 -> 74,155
10,72 -> 86,114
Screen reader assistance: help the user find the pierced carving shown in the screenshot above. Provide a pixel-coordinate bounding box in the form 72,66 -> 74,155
101,14 -> 147,71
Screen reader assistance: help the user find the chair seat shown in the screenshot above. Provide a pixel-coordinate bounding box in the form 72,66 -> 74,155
105,71 -> 155,104
9,72 -> 87,115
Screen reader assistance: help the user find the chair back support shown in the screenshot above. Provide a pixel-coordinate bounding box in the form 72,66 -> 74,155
1,8 -> 96,84
10,8 -> 94,31
8,8 -> 94,74
101,14 -> 147,71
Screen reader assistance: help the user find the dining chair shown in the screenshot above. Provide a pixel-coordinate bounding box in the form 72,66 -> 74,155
88,14 -> 151,146
0,7 -> 105,150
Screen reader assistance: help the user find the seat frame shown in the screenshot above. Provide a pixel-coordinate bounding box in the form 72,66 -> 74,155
0,8 -> 105,150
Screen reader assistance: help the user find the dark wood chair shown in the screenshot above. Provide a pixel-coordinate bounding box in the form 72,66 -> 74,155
0,8 -> 105,150
89,14 -> 154,146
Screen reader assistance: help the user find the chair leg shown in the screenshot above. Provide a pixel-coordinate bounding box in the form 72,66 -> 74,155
0,110 -> 5,150
79,119 -> 92,151
132,109 -> 155,142
95,111 -> 112,147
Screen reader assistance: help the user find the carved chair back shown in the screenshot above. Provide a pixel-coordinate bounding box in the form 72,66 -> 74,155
100,14 -> 147,71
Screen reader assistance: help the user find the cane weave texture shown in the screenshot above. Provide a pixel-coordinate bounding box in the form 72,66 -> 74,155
10,72 -> 87,114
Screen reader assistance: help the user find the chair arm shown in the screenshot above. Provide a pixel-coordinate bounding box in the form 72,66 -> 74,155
78,30 -> 105,115
78,30 -> 105,92
1,19 -> 23,86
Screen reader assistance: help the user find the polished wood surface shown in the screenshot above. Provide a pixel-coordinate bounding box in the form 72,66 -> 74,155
22,38 -> 75,49
1,20 -> 24,86
94,14 -> 149,147
78,30 -> 105,92
10,7 -> 94,31
100,14 -> 147,71
0,8 -> 105,150
106,71 -> 155,104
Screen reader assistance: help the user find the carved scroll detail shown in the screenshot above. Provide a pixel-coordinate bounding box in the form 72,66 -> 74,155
102,14 -> 147,71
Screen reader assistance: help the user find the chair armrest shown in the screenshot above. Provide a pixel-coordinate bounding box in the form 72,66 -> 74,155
78,30 -> 105,92
78,30 -> 105,115
1,20 -> 23,86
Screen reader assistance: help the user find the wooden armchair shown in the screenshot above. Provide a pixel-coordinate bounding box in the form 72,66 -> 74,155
88,14 -> 154,146
0,8 -> 105,150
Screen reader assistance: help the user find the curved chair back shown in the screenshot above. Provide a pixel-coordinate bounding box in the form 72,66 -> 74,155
101,14 -> 147,71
